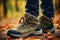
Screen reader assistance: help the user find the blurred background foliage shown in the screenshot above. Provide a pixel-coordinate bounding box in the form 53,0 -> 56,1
0,0 -> 26,19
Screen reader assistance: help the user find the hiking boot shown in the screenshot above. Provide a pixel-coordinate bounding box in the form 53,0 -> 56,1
7,13 -> 42,38
39,15 -> 55,33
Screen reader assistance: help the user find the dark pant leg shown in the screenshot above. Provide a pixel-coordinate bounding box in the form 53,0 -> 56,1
25,0 -> 39,17
41,0 -> 54,18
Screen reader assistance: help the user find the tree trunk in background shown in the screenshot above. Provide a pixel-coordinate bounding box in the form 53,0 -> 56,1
54,0 -> 60,13
15,0 -> 19,12
3,0 -> 7,17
